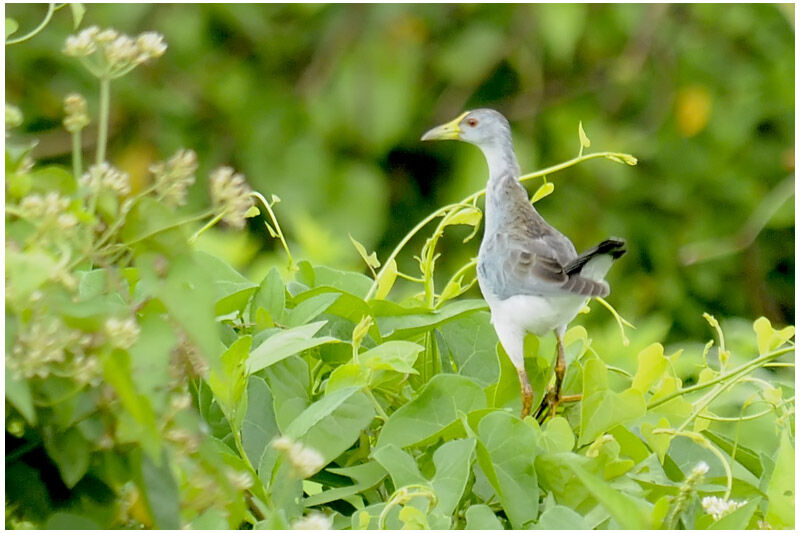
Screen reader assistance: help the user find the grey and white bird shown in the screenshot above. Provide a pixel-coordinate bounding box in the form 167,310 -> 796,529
422,109 -> 626,418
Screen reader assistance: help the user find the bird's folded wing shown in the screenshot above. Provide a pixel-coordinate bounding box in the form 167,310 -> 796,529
484,232 -> 608,299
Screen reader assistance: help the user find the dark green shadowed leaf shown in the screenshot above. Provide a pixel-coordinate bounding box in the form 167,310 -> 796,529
140,450 -> 180,530
242,376 -> 280,467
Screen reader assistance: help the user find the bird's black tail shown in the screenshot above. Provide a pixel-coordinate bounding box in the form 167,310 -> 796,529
564,238 -> 626,276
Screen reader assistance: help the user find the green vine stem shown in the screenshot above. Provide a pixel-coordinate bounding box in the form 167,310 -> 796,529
251,191 -> 295,272
5,3 -> 60,45
378,484 -> 438,529
95,76 -> 111,166
648,345 -> 794,409
365,150 -> 637,300
653,428 -> 733,499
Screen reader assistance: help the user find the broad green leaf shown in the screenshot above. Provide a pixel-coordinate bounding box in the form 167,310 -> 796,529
349,234 -> 381,269
378,374 -> 486,449
192,508 -> 229,530
140,450 -> 180,529
374,258 -> 398,300
566,461 -> 651,529
208,336 -> 251,426
247,321 -> 338,374
361,340 -> 424,373
128,311 -> 177,412
242,376 -> 279,467
641,418 -> 672,463
439,311 -> 499,386
578,120 -> 591,148
250,267 -> 286,324
103,349 -> 160,459
465,504 -> 504,529
28,166 -> 76,194
534,504 -> 588,529
609,425 -> 651,464
304,461 -> 387,507
296,262 -> 373,299
476,411 -> 539,528
285,292 -> 340,327
44,512 -> 101,529
444,206 -> 482,227
285,387 -> 374,469
709,498 -> 760,530
5,370 -> 36,425
579,358 -> 646,445
373,444 -> 427,488
120,197 -> 190,256
631,343 -> 668,393
263,356 -> 310,432
539,416 -> 575,453
431,438 -> 476,516
192,251 -> 258,316
43,427 -> 90,489
753,316 -> 795,355
531,181 -> 555,203
5,249 -> 57,300
6,17 -> 19,39
68,3 -> 86,29
373,298 -> 488,340
702,429 -> 762,478
765,429 -> 794,528
326,362 -> 370,393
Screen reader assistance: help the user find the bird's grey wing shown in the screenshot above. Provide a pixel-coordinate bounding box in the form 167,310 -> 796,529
481,231 -> 610,299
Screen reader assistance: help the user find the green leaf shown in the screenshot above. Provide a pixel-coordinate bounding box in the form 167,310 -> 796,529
631,343 -> 668,393
361,340 -> 424,374
349,234 -> 381,269
5,249 -> 57,301
374,298 -> 488,340
438,311 -> 500,386
120,197 -> 190,256
6,17 -> 19,39
28,165 -> 77,194
539,416 -> 575,453
128,310 -> 177,412
304,461 -> 387,507
242,376 -> 280,467
250,267 -> 286,324
709,498 -> 760,530
578,120 -> 591,148
44,512 -> 101,529
68,3 -> 86,29
286,292 -> 340,327
378,374 -> 486,449
285,387 -> 375,468
753,316 -> 795,355
765,429 -> 794,528
374,258 -> 398,300
465,504 -> 504,529
373,444 -> 427,488
534,504 -> 588,529
579,358 -> 646,445
43,427 -> 90,489
326,362 -> 370,394
247,321 -> 338,374
431,438 -> 476,516
263,356 -> 310,432
531,181 -> 555,203
296,262 -> 373,299
5,370 -> 36,425
641,418 -> 672,463
191,251 -> 258,316
476,411 -> 539,528
140,450 -> 180,529
208,335 -> 251,426
566,460 -> 651,529
443,206 -> 482,227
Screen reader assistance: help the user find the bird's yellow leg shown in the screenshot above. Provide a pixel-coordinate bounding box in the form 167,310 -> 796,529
517,367 -> 533,419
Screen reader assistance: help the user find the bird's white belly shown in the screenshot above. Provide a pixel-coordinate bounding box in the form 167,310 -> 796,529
485,293 -> 587,337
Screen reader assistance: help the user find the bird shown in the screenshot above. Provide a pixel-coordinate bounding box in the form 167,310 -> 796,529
421,109 -> 626,419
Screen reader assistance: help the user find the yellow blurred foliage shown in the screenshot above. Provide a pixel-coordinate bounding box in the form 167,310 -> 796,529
117,141 -> 159,194
675,85 -> 712,138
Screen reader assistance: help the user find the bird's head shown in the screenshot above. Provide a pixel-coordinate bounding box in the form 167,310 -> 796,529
421,108 -> 512,149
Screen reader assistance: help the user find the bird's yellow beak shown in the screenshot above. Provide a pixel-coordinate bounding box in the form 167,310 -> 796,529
421,111 -> 469,141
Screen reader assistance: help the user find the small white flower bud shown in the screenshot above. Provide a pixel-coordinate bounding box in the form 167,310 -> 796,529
104,317 -> 140,349
291,512 -> 333,530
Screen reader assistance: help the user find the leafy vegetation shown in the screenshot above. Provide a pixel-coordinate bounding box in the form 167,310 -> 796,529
5,4 -> 794,530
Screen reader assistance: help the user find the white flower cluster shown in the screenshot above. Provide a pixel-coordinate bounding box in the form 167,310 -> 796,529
63,26 -> 166,78
63,93 -> 90,133
272,436 -> 326,478
9,317 -> 81,379
209,166 -> 254,229
150,149 -> 198,206
291,512 -> 333,530
104,317 -> 140,349
702,495 -> 747,521
81,162 -> 131,196
19,192 -> 78,231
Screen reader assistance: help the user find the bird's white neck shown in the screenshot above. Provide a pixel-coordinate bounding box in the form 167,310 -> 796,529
479,142 -> 521,181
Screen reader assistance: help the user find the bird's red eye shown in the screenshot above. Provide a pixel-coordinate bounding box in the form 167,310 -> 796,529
466,118 -> 478,127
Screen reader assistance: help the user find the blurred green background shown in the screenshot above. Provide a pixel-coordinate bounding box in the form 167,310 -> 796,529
6,3 -> 794,340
